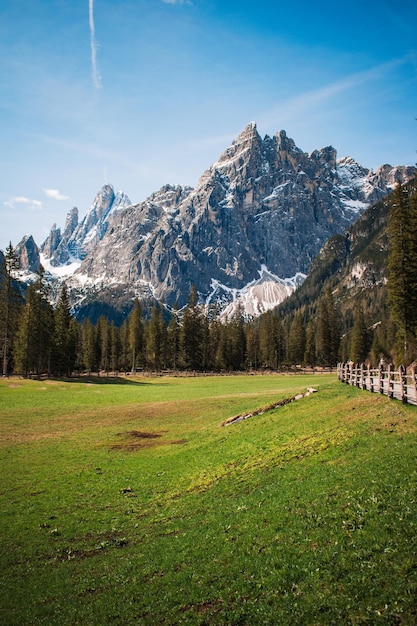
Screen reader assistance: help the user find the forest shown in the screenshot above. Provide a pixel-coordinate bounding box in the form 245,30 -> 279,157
1,181 -> 416,377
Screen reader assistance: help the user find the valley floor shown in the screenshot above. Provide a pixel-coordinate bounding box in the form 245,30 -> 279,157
0,373 -> 416,625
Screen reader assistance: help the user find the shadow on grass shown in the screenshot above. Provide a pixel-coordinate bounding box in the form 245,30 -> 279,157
53,375 -> 152,386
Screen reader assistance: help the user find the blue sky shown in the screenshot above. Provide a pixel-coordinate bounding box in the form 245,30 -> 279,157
1,0 -> 416,250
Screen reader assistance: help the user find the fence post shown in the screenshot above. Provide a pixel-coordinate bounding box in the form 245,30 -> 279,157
411,366 -> 417,405
379,364 -> 384,395
360,363 -> 365,390
368,363 -> 373,392
399,365 -> 407,404
387,364 -> 394,399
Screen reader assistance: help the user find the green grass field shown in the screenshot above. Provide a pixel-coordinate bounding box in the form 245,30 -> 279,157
1,373 -> 416,625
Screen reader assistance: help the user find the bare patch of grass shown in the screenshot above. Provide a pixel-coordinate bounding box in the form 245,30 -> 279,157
109,429 -> 187,451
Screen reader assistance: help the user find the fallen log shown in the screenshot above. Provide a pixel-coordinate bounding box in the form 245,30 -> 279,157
220,387 -> 317,426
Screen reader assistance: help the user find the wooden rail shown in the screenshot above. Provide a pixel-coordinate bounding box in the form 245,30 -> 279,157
337,362 -> 417,406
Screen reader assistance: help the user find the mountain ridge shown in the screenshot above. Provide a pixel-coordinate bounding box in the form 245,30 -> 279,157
11,123 -> 417,322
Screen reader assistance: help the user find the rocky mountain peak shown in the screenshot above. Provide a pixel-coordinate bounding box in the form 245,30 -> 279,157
211,121 -> 263,181
15,234 -> 40,273
63,207 -> 79,240
40,184 -> 132,266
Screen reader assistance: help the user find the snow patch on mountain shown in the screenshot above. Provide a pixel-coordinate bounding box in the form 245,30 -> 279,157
40,253 -> 81,278
207,266 -> 306,320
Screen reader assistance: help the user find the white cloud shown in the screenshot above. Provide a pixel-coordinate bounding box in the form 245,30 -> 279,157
43,188 -> 70,201
162,0 -> 192,4
4,197 -> 43,211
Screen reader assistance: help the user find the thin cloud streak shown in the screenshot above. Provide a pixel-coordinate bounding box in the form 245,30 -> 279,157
34,132 -> 114,160
260,55 -> 413,130
89,0 -> 102,89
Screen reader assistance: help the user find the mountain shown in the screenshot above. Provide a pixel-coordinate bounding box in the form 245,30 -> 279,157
14,123 -> 417,321
276,176 -> 417,329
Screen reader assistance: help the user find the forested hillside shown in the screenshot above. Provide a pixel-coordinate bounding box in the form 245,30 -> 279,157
275,177 -> 417,365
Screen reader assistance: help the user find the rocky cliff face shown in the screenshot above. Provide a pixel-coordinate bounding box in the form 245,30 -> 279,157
66,123 -> 415,317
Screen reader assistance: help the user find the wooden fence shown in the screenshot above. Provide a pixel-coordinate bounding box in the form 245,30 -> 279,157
337,362 -> 417,406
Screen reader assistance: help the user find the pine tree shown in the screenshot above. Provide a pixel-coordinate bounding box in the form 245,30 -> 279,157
259,311 -> 284,369
53,285 -> 77,376
119,320 -> 130,373
223,306 -> 246,370
209,316 -> 223,370
200,313 -> 211,371
288,312 -> 306,365
128,299 -> 143,372
97,315 -> 110,374
387,182 -> 417,363
315,288 -> 339,366
350,306 -> 368,364
110,322 -> 121,373
315,297 -> 330,366
147,303 -> 163,371
245,323 -> 259,370
14,267 -> 54,376
181,286 -> 204,370
0,243 -> 21,376
81,319 -> 98,375
167,304 -> 180,370
325,288 -> 340,365
304,320 -> 316,366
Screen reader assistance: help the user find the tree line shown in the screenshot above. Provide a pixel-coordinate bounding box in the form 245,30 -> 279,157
0,252 -> 342,377
1,181 -> 416,377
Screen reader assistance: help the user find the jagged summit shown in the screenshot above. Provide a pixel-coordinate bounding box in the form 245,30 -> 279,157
12,123 -> 417,321
40,184 -> 132,266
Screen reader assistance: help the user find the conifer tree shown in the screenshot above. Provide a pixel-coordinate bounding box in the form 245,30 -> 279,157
387,182 -> 417,363
0,243 -> 21,376
245,323 -> 259,370
81,319 -> 98,375
259,311 -> 284,368
128,299 -> 143,372
200,313 -> 211,370
315,288 -> 339,366
119,320 -> 130,373
215,322 -> 228,370
288,312 -> 306,365
209,315 -> 223,370
350,306 -> 368,363
304,320 -> 316,366
53,285 -> 77,376
181,286 -> 204,370
167,304 -> 180,370
223,306 -> 246,370
97,315 -> 110,374
14,267 -> 54,376
147,302 -> 163,370
110,322 -> 121,373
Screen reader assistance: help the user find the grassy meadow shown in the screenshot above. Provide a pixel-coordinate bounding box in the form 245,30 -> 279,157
0,372 -> 416,625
